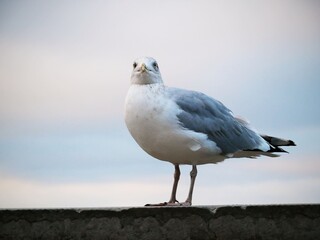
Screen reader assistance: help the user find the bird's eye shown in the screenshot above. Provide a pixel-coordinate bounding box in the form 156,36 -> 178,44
153,62 -> 159,70
133,62 -> 137,69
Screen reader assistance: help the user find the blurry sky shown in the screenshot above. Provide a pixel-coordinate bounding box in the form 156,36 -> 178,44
0,0 -> 319,208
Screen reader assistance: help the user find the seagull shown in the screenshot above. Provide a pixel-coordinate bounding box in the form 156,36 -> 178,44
125,56 -> 296,206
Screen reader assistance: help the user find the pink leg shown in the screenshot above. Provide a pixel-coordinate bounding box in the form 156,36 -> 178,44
184,165 -> 197,206
168,164 -> 180,204
145,164 -> 197,207
145,164 -> 181,207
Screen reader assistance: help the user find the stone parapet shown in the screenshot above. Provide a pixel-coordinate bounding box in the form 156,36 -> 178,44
1,204 -> 319,239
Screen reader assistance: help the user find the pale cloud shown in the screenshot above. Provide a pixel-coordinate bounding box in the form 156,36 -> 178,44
0,42 -> 128,124
0,175 -> 168,208
1,161 -> 319,209
1,0 -> 319,127
196,178 -> 320,205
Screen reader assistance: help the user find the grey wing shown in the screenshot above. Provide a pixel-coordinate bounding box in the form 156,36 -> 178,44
167,88 -> 269,154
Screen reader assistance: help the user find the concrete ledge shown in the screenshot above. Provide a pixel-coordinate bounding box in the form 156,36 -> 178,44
1,204 -> 319,240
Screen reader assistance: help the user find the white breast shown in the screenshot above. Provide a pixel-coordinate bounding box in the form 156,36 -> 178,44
125,84 -> 223,165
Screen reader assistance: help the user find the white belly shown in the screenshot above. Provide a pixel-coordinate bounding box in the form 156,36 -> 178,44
125,84 -> 223,165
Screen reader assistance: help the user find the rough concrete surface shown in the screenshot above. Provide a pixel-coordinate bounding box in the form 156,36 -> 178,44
0,204 -> 319,240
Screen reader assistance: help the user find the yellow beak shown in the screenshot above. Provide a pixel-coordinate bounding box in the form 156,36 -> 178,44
141,63 -> 147,72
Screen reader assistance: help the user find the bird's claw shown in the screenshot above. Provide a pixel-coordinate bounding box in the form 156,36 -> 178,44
145,202 -> 168,207
145,200 -> 191,207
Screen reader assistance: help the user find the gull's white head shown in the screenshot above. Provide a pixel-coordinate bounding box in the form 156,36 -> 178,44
131,57 -> 163,85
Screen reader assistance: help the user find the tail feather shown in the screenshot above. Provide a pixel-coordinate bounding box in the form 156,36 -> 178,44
261,134 -> 296,153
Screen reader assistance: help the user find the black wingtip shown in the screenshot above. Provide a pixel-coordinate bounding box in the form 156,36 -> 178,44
288,140 -> 296,146
267,146 -> 288,153
260,134 -> 296,147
